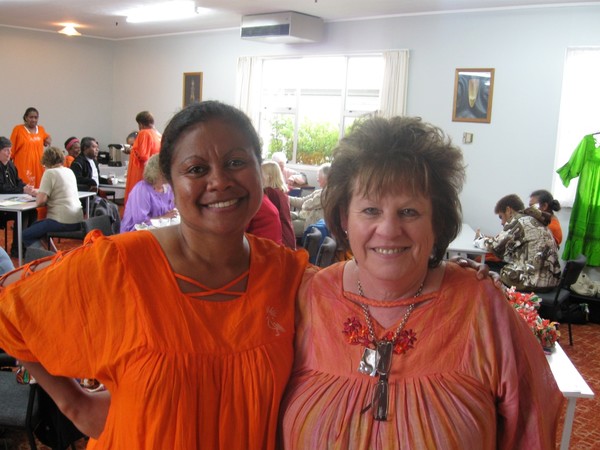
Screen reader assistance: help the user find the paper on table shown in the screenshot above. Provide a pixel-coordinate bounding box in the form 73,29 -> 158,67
0,195 -> 36,206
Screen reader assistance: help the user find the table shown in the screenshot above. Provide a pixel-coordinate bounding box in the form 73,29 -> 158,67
446,223 -> 488,264
546,343 -> 595,449
0,192 -> 96,266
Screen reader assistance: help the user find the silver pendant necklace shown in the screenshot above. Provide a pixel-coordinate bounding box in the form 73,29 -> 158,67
356,279 -> 423,376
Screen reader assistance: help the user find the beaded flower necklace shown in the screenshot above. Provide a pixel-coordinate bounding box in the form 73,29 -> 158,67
342,278 -> 422,375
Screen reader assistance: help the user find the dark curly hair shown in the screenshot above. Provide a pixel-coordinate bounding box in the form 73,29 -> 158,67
322,116 -> 465,268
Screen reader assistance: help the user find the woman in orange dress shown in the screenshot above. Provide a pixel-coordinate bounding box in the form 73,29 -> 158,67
124,111 -> 161,204
280,116 -> 563,449
10,107 -> 51,188
0,101 -> 308,449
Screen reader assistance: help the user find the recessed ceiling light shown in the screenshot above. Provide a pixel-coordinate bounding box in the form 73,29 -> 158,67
58,24 -> 81,36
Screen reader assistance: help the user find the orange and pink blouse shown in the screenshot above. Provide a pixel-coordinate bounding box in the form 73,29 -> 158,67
281,262 -> 564,449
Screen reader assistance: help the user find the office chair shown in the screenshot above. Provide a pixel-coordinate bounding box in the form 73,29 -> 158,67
315,236 -> 337,268
536,254 -> 587,345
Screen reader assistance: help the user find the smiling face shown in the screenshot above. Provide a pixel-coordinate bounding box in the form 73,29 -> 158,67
169,119 -> 263,237
343,182 -> 434,288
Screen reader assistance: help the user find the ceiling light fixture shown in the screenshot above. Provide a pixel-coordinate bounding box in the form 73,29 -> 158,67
125,1 -> 201,24
58,24 -> 81,36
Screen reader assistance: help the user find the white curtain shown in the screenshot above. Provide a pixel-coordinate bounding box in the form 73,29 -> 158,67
379,50 -> 410,118
553,47 -> 600,206
235,56 -> 262,126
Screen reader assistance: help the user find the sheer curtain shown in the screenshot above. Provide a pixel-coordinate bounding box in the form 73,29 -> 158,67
379,50 -> 410,118
553,47 -> 600,206
235,56 -> 262,125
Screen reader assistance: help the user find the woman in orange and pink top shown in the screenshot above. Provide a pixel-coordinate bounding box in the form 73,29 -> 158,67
280,116 -> 563,449
10,107 -> 51,188
124,111 -> 161,204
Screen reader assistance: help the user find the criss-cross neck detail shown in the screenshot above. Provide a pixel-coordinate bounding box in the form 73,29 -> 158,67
174,269 -> 250,300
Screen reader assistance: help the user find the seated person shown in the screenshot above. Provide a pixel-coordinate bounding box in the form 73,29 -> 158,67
0,136 -> 37,257
63,136 -> 80,168
70,136 -> 110,196
529,189 -> 562,245
22,147 -> 83,249
246,194 -> 283,245
120,155 -> 176,233
271,151 -> 308,189
474,194 -> 560,291
289,163 -> 330,232
261,161 -> 295,249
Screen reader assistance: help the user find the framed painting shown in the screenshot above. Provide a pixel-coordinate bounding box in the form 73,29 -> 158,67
452,68 -> 495,123
183,72 -> 203,108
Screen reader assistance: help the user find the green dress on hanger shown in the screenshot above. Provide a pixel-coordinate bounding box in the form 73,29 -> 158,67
557,134 -> 600,266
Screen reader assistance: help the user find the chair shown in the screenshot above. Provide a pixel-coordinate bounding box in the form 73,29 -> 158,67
302,227 -> 322,265
536,254 -> 587,346
315,236 -> 337,268
24,247 -> 56,264
0,366 -> 41,449
47,214 -> 114,251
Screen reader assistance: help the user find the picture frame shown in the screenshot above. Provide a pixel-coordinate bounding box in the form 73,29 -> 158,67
452,68 -> 495,123
183,72 -> 203,108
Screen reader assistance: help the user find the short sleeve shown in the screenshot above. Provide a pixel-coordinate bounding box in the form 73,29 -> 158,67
0,235 -> 144,381
557,136 -> 588,188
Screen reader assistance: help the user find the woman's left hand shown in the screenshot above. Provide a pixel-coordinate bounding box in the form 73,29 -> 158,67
450,256 -> 502,288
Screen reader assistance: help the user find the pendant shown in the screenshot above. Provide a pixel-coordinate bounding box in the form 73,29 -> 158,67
358,347 -> 379,376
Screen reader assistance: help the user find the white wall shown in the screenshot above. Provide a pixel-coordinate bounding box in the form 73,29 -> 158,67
1,4 -> 600,238
0,28 -> 115,150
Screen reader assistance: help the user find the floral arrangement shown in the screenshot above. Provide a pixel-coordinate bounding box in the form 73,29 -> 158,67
504,287 -> 560,350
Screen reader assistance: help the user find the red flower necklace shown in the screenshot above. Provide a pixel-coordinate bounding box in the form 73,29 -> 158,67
342,279 -> 420,355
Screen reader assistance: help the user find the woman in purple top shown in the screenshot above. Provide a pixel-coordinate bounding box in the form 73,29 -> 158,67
121,154 -> 177,232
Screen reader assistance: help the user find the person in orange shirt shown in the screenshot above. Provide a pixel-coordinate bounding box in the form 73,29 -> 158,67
63,137 -> 80,168
124,111 -> 161,204
529,189 -> 563,245
0,101 -> 308,449
10,107 -> 51,188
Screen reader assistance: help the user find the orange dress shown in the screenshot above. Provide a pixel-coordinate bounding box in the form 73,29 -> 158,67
64,155 -> 75,168
124,128 -> 161,204
0,231 -> 309,449
281,262 -> 564,449
10,124 -> 50,188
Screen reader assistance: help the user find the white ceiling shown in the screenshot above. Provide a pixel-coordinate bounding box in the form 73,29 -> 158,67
0,0 -> 597,40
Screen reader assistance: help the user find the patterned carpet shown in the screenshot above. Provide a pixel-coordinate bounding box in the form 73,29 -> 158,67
558,320 -> 600,449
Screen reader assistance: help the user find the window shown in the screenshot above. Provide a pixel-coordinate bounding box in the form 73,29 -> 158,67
257,55 -> 384,164
553,47 -> 600,206
236,51 -> 409,166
